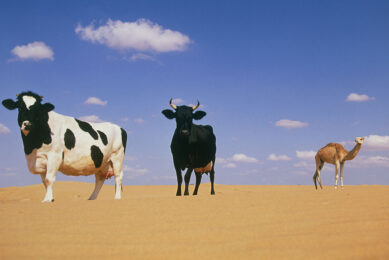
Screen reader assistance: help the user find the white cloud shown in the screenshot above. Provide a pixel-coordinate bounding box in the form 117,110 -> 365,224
125,156 -> 138,161
134,118 -> 145,124
11,41 -> 54,61
231,153 -> 258,163
293,160 -> 316,168
75,19 -> 191,52
129,53 -> 160,63
267,153 -> 291,161
0,167 -> 18,177
275,119 -> 308,129
216,154 -> 258,170
216,157 -> 228,164
78,115 -> 104,123
296,150 -> 316,160
124,165 -> 150,179
0,123 -> 10,134
223,163 -> 237,168
152,175 -> 175,181
364,135 -> 389,151
217,157 -> 236,168
346,93 -> 375,102
350,155 -> 389,168
292,170 -> 310,176
172,98 -> 184,104
84,97 -> 107,106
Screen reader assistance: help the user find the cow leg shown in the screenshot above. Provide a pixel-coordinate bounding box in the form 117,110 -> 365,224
112,160 -> 124,200
88,174 -> 105,200
210,168 -> 215,195
42,156 -> 61,203
40,173 -> 47,189
175,166 -> 183,196
193,172 -> 202,195
184,168 -> 193,196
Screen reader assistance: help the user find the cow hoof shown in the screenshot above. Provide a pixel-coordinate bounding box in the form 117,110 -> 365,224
42,198 -> 54,203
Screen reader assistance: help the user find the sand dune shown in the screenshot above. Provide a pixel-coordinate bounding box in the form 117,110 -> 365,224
0,182 -> 388,259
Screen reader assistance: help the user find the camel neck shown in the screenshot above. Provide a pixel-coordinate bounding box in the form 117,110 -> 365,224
345,143 -> 362,160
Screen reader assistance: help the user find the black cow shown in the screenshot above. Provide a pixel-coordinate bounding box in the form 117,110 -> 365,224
162,99 -> 216,196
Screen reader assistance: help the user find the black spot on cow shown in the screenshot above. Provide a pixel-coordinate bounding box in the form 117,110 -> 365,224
121,128 -> 127,153
91,145 -> 103,168
62,151 -> 64,160
64,129 -> 76,150
97,130 -> 108,145
75,119 -> 98,140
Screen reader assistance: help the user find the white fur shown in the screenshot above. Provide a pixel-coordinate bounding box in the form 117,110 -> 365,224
22,96 -> 37,110
26,111 -> 125,202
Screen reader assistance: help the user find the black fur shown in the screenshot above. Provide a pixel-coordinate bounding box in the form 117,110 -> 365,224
1,91 -> 54,155
90,145 -> 103,168
121,128 -> 127,153
97,130 -> 108,145
162,103 -> 216,196
64,129 -> 76,150
75,119 -> 98,140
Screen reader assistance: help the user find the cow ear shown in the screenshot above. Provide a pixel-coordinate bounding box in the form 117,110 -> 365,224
162,109 -> 176,119
2,99 -> 18,110
193,110 -> 206,120
42,102 -> 55,112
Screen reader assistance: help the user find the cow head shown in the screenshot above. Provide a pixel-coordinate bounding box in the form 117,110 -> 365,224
162,99 -> 206,137
2,91 -> 54,136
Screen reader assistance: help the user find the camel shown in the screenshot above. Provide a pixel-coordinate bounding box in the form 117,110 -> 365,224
313,137 -> 365,189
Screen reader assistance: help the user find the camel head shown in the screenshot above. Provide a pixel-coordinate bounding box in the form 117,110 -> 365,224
355,137 -> 365,144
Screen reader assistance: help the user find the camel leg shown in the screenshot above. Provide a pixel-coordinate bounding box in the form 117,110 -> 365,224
334,161 -> 340,189
313,171 -> 318,190
340,162 -> 345,189
314,156 -> 323,189
317,168 -> 323,189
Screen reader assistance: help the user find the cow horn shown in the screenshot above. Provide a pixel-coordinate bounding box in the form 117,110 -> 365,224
40,96 -> 43,99
192,100 -> 200,110
169,98 -> 177,110
16,94 -> 19,97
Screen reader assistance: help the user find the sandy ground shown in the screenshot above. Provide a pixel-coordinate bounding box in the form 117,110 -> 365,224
0,182 -> 388,259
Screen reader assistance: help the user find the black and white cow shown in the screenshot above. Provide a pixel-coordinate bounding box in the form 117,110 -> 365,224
162,99 -> 216,196
2,91 -> 127,202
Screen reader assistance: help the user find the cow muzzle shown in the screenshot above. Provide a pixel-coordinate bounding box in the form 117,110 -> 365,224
21,121 -> 32,136
181,130 -> 189,136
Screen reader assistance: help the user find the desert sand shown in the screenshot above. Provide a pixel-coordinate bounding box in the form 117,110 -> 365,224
0,182 -> 388,259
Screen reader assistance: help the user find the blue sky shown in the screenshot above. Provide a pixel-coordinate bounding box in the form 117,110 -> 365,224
1,0 -> 389,187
